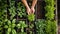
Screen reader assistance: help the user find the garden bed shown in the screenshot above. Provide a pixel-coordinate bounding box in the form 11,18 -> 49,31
0,0 -> 57,34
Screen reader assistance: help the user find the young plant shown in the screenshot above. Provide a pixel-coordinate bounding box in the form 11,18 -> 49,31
4,19 -> 16,34
3,19 -> 11,34
45,5 -> 55,20
0,0 -> 7,20
35,19 -> 46,34
11,19 -> 17,34
45,0 -> 55,20
29,23 -> 34,34
0,21 -> 4,34
29,24 -> 34,29
45,0 -> 57,34
0,0 -> 7,34
17,21 -> 27,32
45,0 -> 55,6
45,20 -> 57,34
27,13 -> 35,22
9,1 -> 16,20
17,2 -> 27,18
16,21 -> 27,34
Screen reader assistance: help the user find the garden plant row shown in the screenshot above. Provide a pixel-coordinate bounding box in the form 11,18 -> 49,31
0,0 -> 57,34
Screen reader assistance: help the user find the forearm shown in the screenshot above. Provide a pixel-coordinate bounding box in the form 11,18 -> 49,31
21,0 -> 29,9
31,0 -> 37,8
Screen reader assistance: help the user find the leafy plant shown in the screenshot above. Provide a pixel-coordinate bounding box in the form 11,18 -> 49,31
12,29 -> 17,34
9,1 -> 16,20
11,19 -> 17,34
35,19 -> 46,34
0,0 -> 7,34
16,21 -> 27,34
29,23 -> 34,34
27,13 -> 35,22
45,0 -> 55,20
45,0 -> 57,34
0,21 -> 4,34
45,0 -> 55,6
3,19 -> 16,34
3,19 -> 11,34
45,5 -> 55,20
17,21 -> 27,32
17,2 -> 27,18
29,24 -> 34,29
0,0 -> 7,20
45,20 -> 57,34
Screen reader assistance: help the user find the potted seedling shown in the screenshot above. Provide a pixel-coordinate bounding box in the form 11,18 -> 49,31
16,21 -> 27,34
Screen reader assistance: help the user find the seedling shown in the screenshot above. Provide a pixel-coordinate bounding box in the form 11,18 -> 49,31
17,2 -> 27,18
35,19 -> 45,34
27,13 -> 35,22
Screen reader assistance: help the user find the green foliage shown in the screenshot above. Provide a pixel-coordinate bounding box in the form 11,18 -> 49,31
11,19 -> 16,29
0,0 -> 7,20
9,1 -> 16,19
27,13 -> 35,22
17,32 -> 27,34
45,0 -> 57,34
16,21 -> 27,32
4,19 -> 11,29
17,2 -> 27,17
3,19 -> 16,34
0,0 -> 27,34
3,19 -> 11,34
45,5 -> 55,20
35,19 -> 46,34
45,0 -> 55,6
28,23 -> 34,34
12,29 -> 17,34
45,20 -> 57,34
29,24 -> 34,29
0,0 -> 7,9
45,0 -> 55,20
16,21 -> 27,34
0,1 -> 7,34
0,21 -> 4,34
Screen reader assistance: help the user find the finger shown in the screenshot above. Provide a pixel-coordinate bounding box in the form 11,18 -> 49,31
28,12 -> 30,15
31,10 -> 34,14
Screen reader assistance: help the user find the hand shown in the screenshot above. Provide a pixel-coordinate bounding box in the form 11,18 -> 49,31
27,8 -> 31,15
31,7 -> 35,14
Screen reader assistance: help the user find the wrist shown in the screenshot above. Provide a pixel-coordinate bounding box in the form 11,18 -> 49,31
31,6 -> 34,8
26,6 -> 30,9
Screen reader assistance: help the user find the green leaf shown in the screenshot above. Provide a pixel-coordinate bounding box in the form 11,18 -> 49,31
8,28 -> 11,32
11,24 -> 16,28
4,25 -> 8,28
12,29 -> 17,34
12,19 -> 16,24
16,24 -> 21,28
27,13 -> 35,22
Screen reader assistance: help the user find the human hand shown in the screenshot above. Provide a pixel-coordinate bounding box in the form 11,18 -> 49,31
27,8 -> 31,15
31,7 -> 35,14
27,7 -> 35,15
